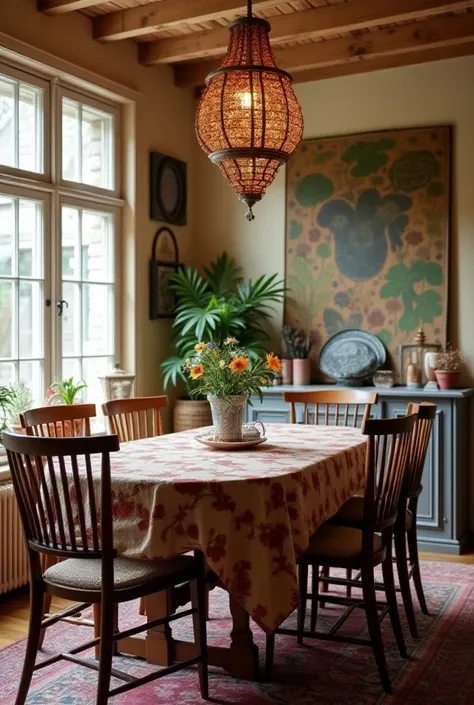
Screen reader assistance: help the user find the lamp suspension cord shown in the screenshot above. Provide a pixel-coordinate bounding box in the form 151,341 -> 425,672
247,0 -> 252,19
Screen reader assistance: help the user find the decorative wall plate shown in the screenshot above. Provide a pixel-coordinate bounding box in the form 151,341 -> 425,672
319,329 -> 386,386
150,152 -> 187,225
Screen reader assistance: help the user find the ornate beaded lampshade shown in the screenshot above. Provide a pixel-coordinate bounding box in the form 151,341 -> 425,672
195,0 -> 304,221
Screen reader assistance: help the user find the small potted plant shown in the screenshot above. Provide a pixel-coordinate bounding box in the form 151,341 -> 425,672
434,346 -> 464,390
0,386 -> 14,441
46,377 -> 88,435
185,338 -> 281,442
282,325 -> 312,386
6,381 -> 34,432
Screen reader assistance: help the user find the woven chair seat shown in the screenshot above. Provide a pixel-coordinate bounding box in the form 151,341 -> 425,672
44,554 -> 193,591
300,525 -> 383,562
332,496 -> 413,531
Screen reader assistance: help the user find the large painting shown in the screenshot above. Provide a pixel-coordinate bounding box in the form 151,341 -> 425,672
285,126 -> 450,377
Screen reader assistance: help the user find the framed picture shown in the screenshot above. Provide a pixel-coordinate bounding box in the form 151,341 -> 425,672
149,227 -> 181,319
285,125 -> 451,378
150,152 -> 187,226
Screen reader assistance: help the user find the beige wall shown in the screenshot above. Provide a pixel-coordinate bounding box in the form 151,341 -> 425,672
1,0 -> 197,399
194,55 -> 474,385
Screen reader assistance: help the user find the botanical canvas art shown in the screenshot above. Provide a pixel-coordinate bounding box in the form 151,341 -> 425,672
285,126 -> 450,376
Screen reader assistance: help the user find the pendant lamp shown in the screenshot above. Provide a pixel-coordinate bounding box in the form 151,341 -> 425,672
195,0 -> 304,221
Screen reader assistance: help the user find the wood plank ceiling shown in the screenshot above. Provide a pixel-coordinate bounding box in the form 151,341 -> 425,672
37,0 -> 474,88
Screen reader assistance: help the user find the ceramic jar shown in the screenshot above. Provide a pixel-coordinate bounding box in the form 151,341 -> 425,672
293,359 -> 311,386
281,359 -> 293,385
207,394 -> 247,442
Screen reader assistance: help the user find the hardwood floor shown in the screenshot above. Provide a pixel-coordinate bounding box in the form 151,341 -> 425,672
1,552 -> 473,648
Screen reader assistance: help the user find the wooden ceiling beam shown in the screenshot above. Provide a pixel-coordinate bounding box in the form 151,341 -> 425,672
93,0 -> 279,43
142,0 -> 474,65
38,0 -> 103,14
174,11 -> 474,86
292,41 -> 474,84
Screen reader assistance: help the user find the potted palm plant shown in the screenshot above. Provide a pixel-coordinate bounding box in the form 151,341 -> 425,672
161,253 -> 285,431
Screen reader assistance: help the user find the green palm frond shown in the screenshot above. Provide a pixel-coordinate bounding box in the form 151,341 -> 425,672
170,266 -> 211,309
203,252 -> 243,297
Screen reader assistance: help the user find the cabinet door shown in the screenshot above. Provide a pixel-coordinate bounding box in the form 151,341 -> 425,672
247,395 -> 291,424
381,398 -> 450,541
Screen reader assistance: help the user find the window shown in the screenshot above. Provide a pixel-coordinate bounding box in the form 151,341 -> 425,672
0,62 -> 122,407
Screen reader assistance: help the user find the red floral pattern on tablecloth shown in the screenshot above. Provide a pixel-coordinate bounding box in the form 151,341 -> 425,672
72,424 -> 366,632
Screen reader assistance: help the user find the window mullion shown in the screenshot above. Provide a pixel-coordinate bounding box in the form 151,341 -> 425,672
13,80 -> 19,169
14,198 -> 19,379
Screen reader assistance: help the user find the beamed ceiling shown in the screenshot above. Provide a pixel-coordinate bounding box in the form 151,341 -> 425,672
37,0 -> 474,88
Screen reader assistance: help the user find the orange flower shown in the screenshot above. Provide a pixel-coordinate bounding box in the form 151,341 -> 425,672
266,353 -> 282,373
229,356 -> 249,373
189,364 -> 204,380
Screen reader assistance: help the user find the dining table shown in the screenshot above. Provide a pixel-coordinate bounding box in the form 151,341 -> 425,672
86,422 -> 367,680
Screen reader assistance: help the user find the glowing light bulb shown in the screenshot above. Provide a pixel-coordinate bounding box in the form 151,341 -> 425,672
239,91 -> 253,109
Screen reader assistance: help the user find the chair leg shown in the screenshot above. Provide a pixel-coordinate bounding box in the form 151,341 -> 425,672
191,571 -> 209,700
361,565 -> 391,694
139,597 -> 146,616
407,521 -> 429,615
382,551 -> 408,659
38,554 -> 56,649
394,528 -> 418,638
265,633 -> 275,678
346,569 -> 352,598
320,566 -> 329,608
15,583 -> 44,705
95,601 -> 115,705
297,563 -> 308,644
310,564 -> 319,633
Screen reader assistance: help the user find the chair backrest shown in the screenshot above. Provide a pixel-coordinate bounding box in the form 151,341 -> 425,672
102,395 -> 168,442
404,402 -> 437,498
3,431 -> 120,568
284,390 -> 378,427
20,403 -> 97,438
361,414 -> 417,532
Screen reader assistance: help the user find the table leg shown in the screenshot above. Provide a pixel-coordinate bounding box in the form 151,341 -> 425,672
227,594 -> 260,680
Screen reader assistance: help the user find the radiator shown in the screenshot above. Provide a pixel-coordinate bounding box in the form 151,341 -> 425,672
0,483 -> 29,594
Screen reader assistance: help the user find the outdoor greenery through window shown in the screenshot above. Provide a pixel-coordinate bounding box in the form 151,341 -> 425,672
0,60 -> 121,409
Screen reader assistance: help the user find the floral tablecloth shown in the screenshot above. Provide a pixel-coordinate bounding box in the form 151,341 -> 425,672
84,424 -> 366,632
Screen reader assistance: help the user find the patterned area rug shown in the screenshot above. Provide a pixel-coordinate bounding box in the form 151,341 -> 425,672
1,561 -> 474,704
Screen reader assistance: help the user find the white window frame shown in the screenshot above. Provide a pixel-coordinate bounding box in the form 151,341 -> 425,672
0,61 -> 51,183
57,85 -> 121,199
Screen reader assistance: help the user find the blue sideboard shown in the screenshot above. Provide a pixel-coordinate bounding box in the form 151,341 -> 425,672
246,385 -> 473,555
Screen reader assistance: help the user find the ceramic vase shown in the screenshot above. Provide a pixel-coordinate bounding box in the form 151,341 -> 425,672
424,351 -> 439,389
281,359 -> 293,385
293,358 -> 310,386
434,370 -> 460,390
207,394 -> 247,442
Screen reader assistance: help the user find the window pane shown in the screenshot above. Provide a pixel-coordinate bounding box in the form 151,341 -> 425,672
19,360 -> 43,406
62,98 -> 81,183
0,195 -> 14,276
62,281 -> 81,356
0,280 -> 15,358
82,105 -> 113,189
0,77 -> 15,168
82,284 -> 113,355
19,198 -> 43,278
0,362 -> 15,386
62,357 -> 81,383
82,210 -> 113,282
19,280 -> 43,358
18,84 -> 43,173
62,206 -> 80,279
82,356 -> 111,405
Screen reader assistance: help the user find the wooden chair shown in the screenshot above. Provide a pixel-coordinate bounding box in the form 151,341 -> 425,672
102,396 -> 168,442
331,403 -> 436,638
20,403 -> 97,646
20,403 -> 97,438
3,431 -> 209,705
284,389 -> 378,427
266,413 -> 416,694
285,390 -> 378,601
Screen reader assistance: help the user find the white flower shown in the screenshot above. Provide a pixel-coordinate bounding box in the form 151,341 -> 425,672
219,359 -> 226,369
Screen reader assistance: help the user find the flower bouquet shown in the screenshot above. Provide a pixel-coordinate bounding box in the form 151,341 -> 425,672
185,338 -> 281,442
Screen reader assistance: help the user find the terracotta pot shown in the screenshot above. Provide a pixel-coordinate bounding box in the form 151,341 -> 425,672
173,399 -> 212,433
293,358 -> 311,386
281,359 -> 293,385
434,369 -> 460,390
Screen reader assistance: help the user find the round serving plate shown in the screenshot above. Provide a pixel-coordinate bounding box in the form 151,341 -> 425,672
319,329 -> 386,386
195,433 -> 267,451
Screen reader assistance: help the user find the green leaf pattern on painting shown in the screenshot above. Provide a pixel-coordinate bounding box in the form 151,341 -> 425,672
295,173 -> 334,207
380,261 -> 443,332
341,139 -> 396,177
376,329 -> 392,346
388,150 -> 439,193
289,220 -> 303,240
